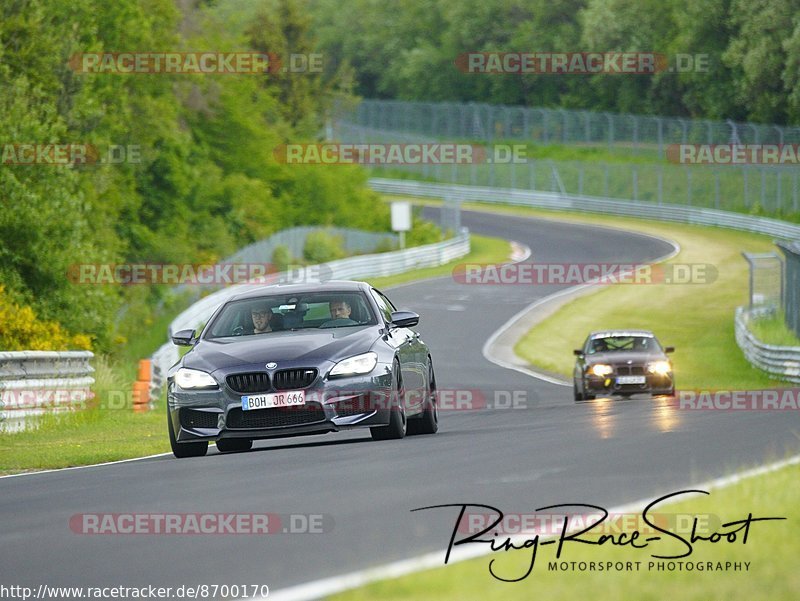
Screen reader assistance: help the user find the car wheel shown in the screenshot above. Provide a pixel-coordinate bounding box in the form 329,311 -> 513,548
577,380 -> 595,401
573,382 -> 584,402
216,439 -> 253,453
168,410 -> 208,458
371,361 -> 407,441
408,360 -> 438,435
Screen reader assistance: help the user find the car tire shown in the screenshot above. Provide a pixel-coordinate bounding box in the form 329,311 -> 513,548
408,360 -> 438,435
168,410 -> 208,458
216,439 -> 253,453
576,380 -> 595,401
573,382 -> 584,402
371,361 -> 407,441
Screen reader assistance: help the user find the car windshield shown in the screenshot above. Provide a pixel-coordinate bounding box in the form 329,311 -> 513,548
587,336 -> 661,354
204,291 -> 377,339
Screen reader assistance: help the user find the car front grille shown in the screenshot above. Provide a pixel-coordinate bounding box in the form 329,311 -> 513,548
179,408 -> 219,429
226,402 -> 326,429
227,372 -> 271,394
616,365 -> 645,376
273,368 -> 318,390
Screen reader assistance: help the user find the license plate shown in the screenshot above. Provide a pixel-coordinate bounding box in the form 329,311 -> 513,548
241,390 -> 305,411
617,375 -> 646,385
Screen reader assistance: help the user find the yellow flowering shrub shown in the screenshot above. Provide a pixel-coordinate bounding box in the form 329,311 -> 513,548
0,286 -> 92,351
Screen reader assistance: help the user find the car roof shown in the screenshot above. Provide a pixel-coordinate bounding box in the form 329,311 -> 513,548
228,280 -> 371,301
589,330 -> 655,339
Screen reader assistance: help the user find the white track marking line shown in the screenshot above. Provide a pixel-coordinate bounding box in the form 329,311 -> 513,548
0,452 -> 173,479
264,453 -> 800,601
482,233 -> 680,387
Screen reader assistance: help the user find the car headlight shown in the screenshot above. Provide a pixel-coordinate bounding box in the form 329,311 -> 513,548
647,361 -> 672,376
589,364 -> 613,377
175,368 -> 218,389
330,352 -> 378,377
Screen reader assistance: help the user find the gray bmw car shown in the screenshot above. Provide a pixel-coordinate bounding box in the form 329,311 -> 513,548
167,281 -> 438,458
573,329 -> 675,401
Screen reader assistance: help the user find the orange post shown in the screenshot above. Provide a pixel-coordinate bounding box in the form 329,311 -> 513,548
132,380 -> 150,404
137,359 -> 151,383
132,359 -> 153,412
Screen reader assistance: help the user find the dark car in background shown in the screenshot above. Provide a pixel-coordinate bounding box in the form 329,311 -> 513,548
573,330 -> 675,401
167,281 -> 438,458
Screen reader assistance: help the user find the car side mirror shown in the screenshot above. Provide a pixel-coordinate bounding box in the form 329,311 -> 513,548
573,349 -> 584,357
172,329 -> 196,346
664,346 -> 675,354
390,311 -> 419,328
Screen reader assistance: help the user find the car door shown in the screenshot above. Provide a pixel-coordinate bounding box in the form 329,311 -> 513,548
370,289 -> 425,410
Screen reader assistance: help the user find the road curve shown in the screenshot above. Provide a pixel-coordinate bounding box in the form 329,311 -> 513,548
1,209 -> 798,597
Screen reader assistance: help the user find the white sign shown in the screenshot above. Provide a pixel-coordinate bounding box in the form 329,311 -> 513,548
391,202 -> 411,232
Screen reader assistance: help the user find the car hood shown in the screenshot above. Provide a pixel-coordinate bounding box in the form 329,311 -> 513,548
584,351 -> 667,365
183,326 -> 379,372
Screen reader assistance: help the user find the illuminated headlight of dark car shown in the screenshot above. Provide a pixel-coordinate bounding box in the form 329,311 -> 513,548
588,363 -> 613,377
647,361 -> 672,376
175,368 -> 218,390
329,352 -> 378,378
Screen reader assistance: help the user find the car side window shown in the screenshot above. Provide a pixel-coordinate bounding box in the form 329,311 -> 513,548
370,289 -> 394,323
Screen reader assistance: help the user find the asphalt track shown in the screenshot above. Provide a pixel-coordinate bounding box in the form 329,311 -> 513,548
2,209 -> 799,598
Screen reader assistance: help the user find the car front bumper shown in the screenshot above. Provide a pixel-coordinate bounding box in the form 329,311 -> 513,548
584,373 -> 674,396
168,369 -> 395,444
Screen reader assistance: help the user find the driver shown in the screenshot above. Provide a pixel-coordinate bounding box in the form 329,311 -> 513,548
329,299 -> 352,320
251,303 -> 274,334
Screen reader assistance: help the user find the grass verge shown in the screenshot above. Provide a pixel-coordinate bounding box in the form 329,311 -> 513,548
330,460 -> 800,601
510,213 -> 782,389
748,311 -> 800,347
367,234 -> 509,290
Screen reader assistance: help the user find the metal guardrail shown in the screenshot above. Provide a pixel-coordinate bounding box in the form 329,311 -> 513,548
0,351 -> 94,431
368,178 -> 800,240
149,231 -> 471,398
735,307 -> 800,383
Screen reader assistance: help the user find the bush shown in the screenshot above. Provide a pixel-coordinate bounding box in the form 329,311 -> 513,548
302,231 -> 345,264
0,287 -> 92,351
406,218 -> 443,247
373,237 -> 399,253
271,245 -> 294,271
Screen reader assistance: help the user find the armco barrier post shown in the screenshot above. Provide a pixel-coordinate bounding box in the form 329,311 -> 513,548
777,241 -> 800,338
